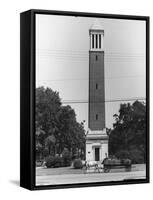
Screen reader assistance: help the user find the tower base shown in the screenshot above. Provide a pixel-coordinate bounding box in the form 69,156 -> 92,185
86,129 -> 108,162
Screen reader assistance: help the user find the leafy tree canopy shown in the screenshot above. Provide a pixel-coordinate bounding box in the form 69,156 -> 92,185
35,86 -> 85,159
109,101 -> 146,163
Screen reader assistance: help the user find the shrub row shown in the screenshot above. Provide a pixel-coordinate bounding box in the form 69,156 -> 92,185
45,156 -> 63,168
73,159 -> 83,169
115,149 -> 145,164
45,149 -> 72,168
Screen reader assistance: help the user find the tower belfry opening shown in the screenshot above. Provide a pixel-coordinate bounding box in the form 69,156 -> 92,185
86,21 -> 108,162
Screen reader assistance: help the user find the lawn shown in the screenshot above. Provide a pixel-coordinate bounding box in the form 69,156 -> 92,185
36,166 -> 85,176
36,164 -> 146,176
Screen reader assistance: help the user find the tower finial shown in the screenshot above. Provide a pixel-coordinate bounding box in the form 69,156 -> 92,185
89,20 -> 104,51
90,20 -> 104,31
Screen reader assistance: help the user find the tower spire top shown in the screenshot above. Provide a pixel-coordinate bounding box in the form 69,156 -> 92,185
90,20 -> 104,31
89,20 -> 104,51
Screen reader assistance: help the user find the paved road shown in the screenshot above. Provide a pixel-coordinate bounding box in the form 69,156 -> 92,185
36,170 -> 146,186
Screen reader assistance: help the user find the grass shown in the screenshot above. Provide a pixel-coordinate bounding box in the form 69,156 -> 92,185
36,164 -> 146,176
36,166 -> 84,176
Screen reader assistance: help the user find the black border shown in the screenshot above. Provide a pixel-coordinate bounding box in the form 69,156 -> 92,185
20,9 -> 150,190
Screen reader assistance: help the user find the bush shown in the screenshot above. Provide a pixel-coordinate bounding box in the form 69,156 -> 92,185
36,160 -> 43,167
73,159 -> 83,169
115,149 -> 144,164
54,156 -> 64,168
129,149 -> 144,164
45,156 -> 55,168
62,148 -> 72,167
122,158 -> 132,165
115,150 -> 130,160
45,156 -> 63,168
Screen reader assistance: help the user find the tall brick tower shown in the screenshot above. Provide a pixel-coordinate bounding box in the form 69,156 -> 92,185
86,22 -> 108,162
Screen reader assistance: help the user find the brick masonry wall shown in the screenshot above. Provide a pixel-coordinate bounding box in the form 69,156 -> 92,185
89,51 -> 105,130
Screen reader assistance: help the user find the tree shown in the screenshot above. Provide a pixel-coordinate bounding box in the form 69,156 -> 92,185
45,135 -> 56,155
36,86 -> 61,136
54,105 -> 85,156
35,126 -> 46,160
35,86 -> 86,160
109,101 -> 146,163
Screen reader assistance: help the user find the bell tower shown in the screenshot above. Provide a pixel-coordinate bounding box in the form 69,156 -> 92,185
86,22 -> 108,162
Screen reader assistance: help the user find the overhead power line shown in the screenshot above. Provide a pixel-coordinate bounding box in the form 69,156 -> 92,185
36,49 -> 145,61
37,56 -> 145,63
61,97 -> 146,104
38,53 -> 145,59
37,75 -> 145,83
36,49 -> 145,56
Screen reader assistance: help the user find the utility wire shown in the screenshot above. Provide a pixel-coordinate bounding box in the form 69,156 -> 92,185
37,49 -> 145,55
38,55 -> 144,63
61,97 -> 146,104
38,54 -> 144,59
37,75 -> 145,82
37,50 -> 145,58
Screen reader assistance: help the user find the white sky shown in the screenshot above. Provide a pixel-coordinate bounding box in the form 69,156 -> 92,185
36,14 -> 146,130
